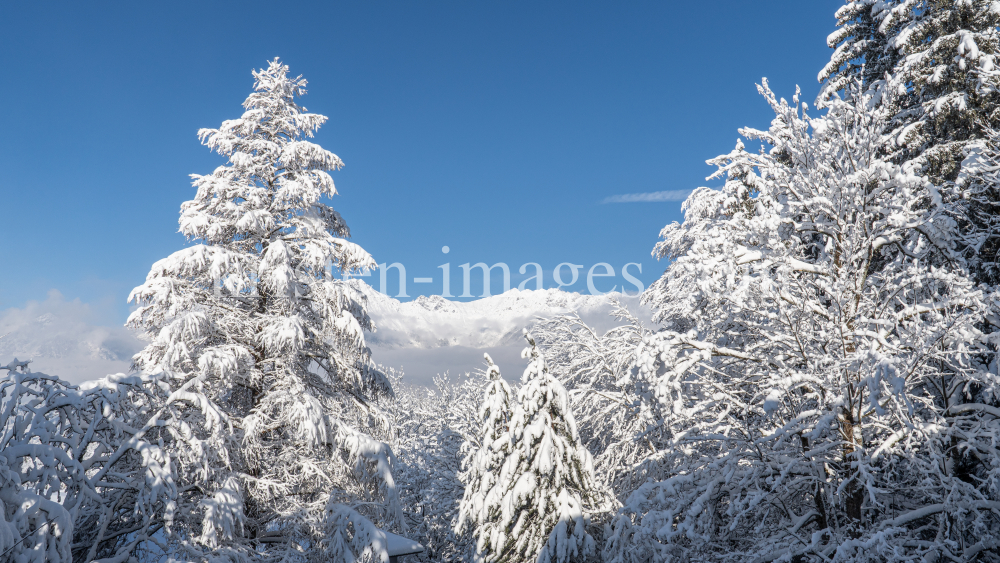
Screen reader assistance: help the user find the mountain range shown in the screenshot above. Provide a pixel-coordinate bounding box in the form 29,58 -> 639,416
354,281 -> 648,386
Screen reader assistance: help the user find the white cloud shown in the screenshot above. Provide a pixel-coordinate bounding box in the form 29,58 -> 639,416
601,189 -> 693,203
0,290 -> 144,383
373,344 -> 530,387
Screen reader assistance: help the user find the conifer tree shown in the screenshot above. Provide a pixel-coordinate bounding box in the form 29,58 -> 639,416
819,0 -> 905,94
490,332 -> 597,563
456,354 -> 515,563
127,59 -> 399,561
532,304 -> 657,502
822,0 -> 1000,183
887,0 -> 1000,181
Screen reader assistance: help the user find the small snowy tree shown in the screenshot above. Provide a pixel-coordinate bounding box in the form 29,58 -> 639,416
456,355 -> 515,563
485,332 -> 597,563
533,301 -> 660,503
127,59 -> 398,561
622,80 -> 1000,562
0,360 -> 173,563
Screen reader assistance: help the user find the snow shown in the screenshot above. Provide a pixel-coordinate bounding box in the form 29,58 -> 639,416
385,531 -> 425,556
457,333 -> 598,563
5,3 -> 1000,561
126,58 -> 399,562
0,363 -> 172,562
631,76 -> 1000,562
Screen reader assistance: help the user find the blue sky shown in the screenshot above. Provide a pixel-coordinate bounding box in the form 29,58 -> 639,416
0,1 -> 842,322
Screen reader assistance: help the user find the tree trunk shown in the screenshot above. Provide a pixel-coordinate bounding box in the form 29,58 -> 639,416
841,405 -> 864,530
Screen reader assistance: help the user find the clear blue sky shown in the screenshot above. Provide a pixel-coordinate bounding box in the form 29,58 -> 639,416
0,1 -> 843,321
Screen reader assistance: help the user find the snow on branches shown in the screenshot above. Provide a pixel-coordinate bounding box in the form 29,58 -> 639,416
388,369 -> 489,563
532,301 -> 659,502
0,361 -> 172,563
457,355 -> 515,563
458,333 -> 598,563
630,80 -> 1000,562
126,58 -> 398,561
821,0 -> 1000,184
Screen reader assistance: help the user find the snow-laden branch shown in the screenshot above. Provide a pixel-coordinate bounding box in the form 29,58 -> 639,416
0,364 -> 173,563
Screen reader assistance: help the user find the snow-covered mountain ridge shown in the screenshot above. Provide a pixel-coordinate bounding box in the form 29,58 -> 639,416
352,280 -> 640,349
350,281 -> 649,385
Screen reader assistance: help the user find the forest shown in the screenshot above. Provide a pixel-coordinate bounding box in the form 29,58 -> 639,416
3,1 -> 1000,562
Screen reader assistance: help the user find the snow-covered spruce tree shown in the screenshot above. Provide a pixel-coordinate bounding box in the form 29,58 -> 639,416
483,332 -> 597,563
618,81 -> 1000,562
821,0 -> 1000,185
959,130 -> 1000,278
386,369 -> 488,563
456,355 -> 516,563
0,360 -> 173,563
532,301 -> 660,504
818,0 -> 906,95
127,59 -> 399,561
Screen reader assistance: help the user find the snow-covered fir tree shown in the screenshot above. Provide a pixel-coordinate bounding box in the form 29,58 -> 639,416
482,332 -> 597,563
532,302 -> 658,505
127,59 -> 399,561
0,361 -> 173,563
456,355 -> 516,563
818,0 -> 905,94
882,0 -> 1000,182
621,81 -> 1000,562
821,0 -> 1000,184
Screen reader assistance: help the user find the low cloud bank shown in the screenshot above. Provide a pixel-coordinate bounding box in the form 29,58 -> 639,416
0,285 -> 651,388
0,290 -> 143,383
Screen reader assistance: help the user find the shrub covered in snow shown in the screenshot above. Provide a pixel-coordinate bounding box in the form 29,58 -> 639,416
0,360 -> 172,563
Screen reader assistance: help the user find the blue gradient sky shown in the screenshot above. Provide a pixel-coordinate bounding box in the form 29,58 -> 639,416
0,1 -> 842,321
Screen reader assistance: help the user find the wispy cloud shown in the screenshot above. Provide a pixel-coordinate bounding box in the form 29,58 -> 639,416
601,189 -> 693,203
